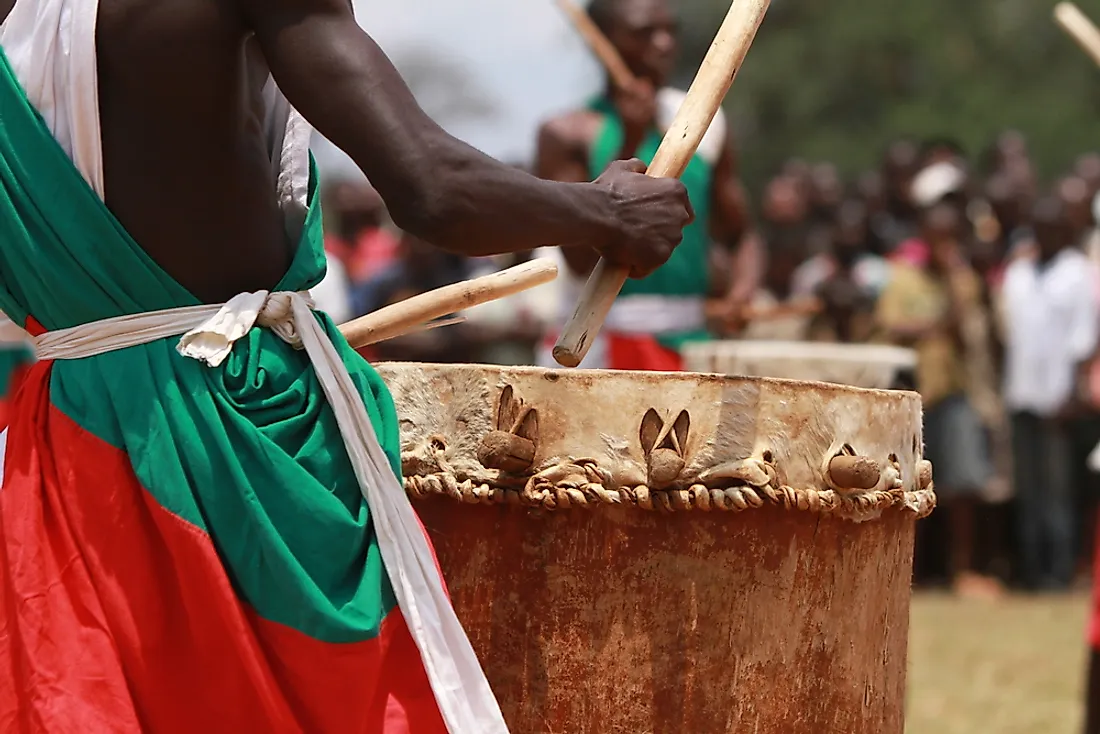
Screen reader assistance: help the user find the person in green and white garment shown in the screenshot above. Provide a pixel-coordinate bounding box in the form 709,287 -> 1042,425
535,0 -> 761,371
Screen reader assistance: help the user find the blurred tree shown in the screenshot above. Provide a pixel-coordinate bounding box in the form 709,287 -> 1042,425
671,0 -> 1100,187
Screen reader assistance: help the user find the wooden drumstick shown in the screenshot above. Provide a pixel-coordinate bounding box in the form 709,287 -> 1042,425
554,0 -> 637,90
552,0 -> 772,368
338,259 -> 558,349
1055,2 -> 1100,67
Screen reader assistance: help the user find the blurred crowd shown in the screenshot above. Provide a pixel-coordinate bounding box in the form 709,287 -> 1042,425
317,131 -> 1100,599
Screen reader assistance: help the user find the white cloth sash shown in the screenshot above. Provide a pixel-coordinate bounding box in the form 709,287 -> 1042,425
0,0 -> 507,730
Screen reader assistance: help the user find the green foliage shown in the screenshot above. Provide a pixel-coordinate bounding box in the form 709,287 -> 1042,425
672,0 -> 1100,187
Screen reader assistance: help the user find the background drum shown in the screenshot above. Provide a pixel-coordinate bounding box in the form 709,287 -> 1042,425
378,363 -> 935,733
682,340 -> 919,390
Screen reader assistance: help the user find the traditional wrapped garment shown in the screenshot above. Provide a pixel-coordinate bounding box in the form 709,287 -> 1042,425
0,1 -> 504,732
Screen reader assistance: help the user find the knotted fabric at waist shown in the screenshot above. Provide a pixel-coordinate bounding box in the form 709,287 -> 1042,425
32,291 -> 312,363
26,290 -> 508,734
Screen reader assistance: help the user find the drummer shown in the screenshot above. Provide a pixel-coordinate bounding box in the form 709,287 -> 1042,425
536,0 -> 761,371
0,0 -> 695,730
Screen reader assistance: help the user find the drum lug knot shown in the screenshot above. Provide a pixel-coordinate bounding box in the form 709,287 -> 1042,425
640,408 -> 690,489
478,430 -> 536,474
478,384 -> 539,474
824,444 -> 881,495
917,459 -> 933,490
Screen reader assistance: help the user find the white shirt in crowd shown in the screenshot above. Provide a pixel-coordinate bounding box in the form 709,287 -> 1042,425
1002,247 -> 1100,416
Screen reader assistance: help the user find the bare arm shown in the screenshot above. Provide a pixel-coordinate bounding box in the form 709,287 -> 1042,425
535,116 -> 602,276
710,140 -> 762,304
710,141 -> 751,250
240,0 -> 691,272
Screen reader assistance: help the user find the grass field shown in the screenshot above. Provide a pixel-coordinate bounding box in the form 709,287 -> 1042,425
907,591 -> 1090,734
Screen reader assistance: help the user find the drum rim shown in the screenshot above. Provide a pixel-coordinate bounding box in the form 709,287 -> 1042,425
377,362 -> 936,523
374,361 -> 921,399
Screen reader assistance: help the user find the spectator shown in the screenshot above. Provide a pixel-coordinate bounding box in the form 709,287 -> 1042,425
738,237 -> 812,341
808,163 -> 844,221
793,199 -> 890,301
922,137 -> 968,170
323,181 -> 400,285
855,169 -> 891,256
980,173 -> 1033,266
781,157 -> 814,202
890,160 -> 968,268
1002,196 -> 1100,591
878,139 -> 921,250
877,201 -> 999,597
800,201 -> 886,343
761,174 -> 813,260
351,233 -> 473,363
1059,176 -> 1094,247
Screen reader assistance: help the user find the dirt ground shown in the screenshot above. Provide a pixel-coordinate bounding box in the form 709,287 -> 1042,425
907,591 -> 1090,734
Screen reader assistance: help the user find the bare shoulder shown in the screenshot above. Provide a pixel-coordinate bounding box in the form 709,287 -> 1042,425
538,109 -> 603,153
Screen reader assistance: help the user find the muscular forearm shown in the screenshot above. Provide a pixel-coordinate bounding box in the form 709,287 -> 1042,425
407,138 -> 615,257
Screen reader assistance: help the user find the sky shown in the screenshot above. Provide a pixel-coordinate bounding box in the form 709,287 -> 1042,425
311,0 -> 605,182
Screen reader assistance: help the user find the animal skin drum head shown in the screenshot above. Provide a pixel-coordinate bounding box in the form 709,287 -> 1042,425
380,363 -> 932,519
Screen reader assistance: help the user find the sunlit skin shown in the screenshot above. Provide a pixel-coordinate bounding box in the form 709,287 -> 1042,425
0,0 -> 696,304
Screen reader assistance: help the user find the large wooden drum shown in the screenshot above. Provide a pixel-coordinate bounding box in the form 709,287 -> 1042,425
376,363 -> 935,734
682,340 -> 918,390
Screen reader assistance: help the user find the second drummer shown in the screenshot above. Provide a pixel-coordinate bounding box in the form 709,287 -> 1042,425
536,0 -> 761,371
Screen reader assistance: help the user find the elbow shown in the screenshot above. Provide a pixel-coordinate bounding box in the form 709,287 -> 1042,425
386,174 -> 452,245
383,138 -> 482,254
386,168 -> 483,255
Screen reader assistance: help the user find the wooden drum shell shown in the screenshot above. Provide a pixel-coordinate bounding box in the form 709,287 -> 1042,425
377,363 -> 934,734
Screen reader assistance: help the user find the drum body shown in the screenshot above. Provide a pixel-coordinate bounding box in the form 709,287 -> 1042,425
377,363 -> 935,734
682,340 -> 918,390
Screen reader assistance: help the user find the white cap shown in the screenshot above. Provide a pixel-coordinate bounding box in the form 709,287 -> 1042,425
910,161 -> 966,207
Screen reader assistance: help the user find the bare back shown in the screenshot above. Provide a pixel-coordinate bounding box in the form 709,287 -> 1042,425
3,0 -> 291,303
